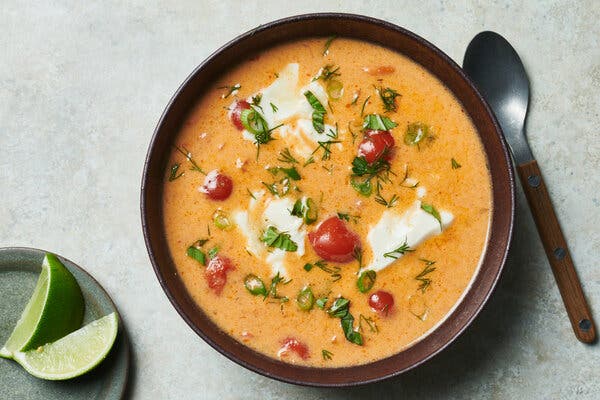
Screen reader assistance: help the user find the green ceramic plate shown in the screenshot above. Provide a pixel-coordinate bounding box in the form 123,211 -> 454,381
0,247 -> 129,399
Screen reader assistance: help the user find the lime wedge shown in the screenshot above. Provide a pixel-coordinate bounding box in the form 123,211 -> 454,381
0,253 -> 84,358
13,312 -> 118,380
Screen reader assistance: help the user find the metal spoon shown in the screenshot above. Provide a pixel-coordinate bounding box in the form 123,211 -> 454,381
463,31 -> 596,343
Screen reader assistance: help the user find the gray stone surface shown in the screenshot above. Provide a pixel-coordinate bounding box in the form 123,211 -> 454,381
1,1 -> 598,398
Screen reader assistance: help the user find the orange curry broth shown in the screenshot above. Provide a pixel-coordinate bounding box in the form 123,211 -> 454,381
162,38 -> 491,367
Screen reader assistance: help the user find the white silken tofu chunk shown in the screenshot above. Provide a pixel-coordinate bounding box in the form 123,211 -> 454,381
232,193 -> 306,277
240,63 -> 336,156
366,200 -> 454,272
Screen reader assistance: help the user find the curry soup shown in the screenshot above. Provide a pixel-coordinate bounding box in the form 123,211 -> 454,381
162,37 -> 491,367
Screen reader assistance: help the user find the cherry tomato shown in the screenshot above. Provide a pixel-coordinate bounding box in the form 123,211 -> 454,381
199,170 -> 233,200
357,130 -> 395,164
308,217 -> 361,263
368,290 -> 394,314
230,100 -> 251,130
205,255 -> 235,295
279,337 -> 309,360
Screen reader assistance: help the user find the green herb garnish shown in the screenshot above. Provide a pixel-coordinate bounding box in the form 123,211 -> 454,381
277,148 -> 298,164
416,259 -> 436,293
421,203 -> 442,230
304,90 -> 326,134
358,314 -> 379,333
186,246 -> 206,266
208,246 -> 219,259
303,156 -> 315,167
290,198 -> 318,225
323,35 -> 337,55
357,270 -> 376,293
374,191 -> 399,208
313,64 -> 341,82
270,102 -> 278,113
261,226 -> 298,252
383,239 -> 414,259
337,212 -> 360,223
268,272 -> 290,302
451,158 -> 462,169
360,95 -> 371,117
322,349 -> 333,360
218,83 -> 240,98
363,114 -> 398,131
315,297 -> 328,309
168,163 -> 183,181
174,145 -> 206,175
303,260 -> 341,281
377,86 -> 401,112
327,298 -> 363,345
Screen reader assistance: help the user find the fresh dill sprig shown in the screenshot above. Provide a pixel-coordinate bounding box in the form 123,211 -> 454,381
416,259 -> 436,293
383,239 -> 414,259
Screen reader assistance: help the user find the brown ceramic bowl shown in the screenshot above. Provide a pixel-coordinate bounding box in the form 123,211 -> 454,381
141,13 -> 514,387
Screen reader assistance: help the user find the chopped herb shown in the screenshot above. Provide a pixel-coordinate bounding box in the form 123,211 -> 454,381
451,158 -> 462,169
360,95 -> 371,117
186,246 -> 206,266
218,83 -> 240,98
348,122 -> 358,144
246,188 -> 256,199
350,90 -> 361,105
363,114 -> 398,131
296,286 -> 315,311
350,177 -> 372,196
323,35 -> 337,55
416,259 -> 436,293
290,198 -> 318,224
353,247 -> 364,271
383,239 -> 414,259
270,102 -> 278,112
322,349 -> 333,360
312,139 -> 341,161
268,166 -> 301,181
315,297 -> 328,309
261,179 -> 290,197
376,86 -> 401,112
400,164 -> 419,188
304,90 -> 326,133
337,212 -> 360,223
251,94 -> 262,107
303,156 -> 315,167
244,274 -> 267,297
327,298 -> 363,345
174,145 -> 206,175
277,148 -> 298,164
268,272 -> 289,302
351,155 -> 391,179
261,226 -> 298,252
421,203 -> 442,230
168,163 -> 184,181
359,314 -> 379,333
208,246 -> 219,259
374,192 -> 399,208
313,64 -> 341,82
404,122 -> 430,146
303,260 -> 341,281
357,270 -> 376,293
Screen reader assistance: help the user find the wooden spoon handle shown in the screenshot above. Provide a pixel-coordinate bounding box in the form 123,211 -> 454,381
517,160 -> 596,343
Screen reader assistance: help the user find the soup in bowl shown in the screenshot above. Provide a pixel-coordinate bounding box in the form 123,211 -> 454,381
142,14 -> 514,386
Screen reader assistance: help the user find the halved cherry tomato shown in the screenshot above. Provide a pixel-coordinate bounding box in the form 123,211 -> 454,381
279,337 -> 309,360
230,100 -> 251,130
308,216 -> 361,263
368,290 -> 394,314
205,255 -> 235,295
199,170 -> 233,201
357,130 -> 395,164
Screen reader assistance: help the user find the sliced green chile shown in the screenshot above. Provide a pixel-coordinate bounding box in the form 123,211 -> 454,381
296,286 -> 315,311
244,274 -> 267,296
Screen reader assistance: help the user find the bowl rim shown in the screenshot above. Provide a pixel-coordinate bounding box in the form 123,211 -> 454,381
141,12 -> 515,387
